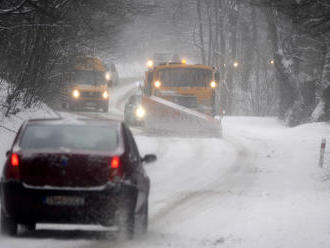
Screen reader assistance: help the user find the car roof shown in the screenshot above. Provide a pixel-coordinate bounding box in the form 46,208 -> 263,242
25,117 -> 122,128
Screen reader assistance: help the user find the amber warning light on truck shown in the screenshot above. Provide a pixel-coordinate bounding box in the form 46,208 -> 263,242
146,60 -> 154,68
72,89 -> 80,98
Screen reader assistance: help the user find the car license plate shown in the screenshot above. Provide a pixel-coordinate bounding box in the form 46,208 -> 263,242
44,196 -> 85,206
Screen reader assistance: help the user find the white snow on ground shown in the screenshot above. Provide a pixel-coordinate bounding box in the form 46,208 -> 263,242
112,117 -> 330,248
1,80 -> 330,248
136,136 -> 236,221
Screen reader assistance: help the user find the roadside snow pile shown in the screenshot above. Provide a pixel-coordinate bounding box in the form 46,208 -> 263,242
288,121 -> 330,168
128,117 -> 330,248
0,81 -> 58,168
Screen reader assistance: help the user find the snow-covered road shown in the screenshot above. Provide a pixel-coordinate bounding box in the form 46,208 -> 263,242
1,81 -> 330,248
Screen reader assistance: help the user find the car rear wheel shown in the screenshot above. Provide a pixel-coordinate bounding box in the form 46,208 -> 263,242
135,200 -> 148,236
116,199 -> 135,240
1,208 -> 18,236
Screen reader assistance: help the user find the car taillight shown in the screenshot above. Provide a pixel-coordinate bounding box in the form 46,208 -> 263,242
11,153 -> 19,167
111,156 -> 120,169
109,156 -> 123,181
6,153 -> 21,180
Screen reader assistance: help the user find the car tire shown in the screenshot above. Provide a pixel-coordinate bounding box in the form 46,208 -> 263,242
116,199 -> 135,240
1,208 -> 18,236
135,200 -> 148,236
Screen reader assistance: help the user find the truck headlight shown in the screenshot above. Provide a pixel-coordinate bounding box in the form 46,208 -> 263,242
210,81 -> 216,88
105,72 -> 111,81
135,106 -> 146,119
72,89 -> 80,98
146,60 -> 154,68
154,80 -> 161,88
102,91 -> 109,99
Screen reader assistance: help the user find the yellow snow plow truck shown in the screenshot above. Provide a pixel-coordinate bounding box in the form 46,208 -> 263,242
125,59 -> 223,137
63,56 -> 112,112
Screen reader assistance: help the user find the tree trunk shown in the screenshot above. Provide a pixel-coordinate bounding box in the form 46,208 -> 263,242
321,40 -> 330,88
196,0 -> 206,64
265,6 -> 296,119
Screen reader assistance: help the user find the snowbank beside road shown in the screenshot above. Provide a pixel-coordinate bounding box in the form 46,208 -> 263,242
116,117 -> 330,248
219,117 -> 330,248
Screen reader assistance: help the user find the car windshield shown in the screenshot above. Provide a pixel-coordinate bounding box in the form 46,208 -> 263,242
157,68 -> 212,87
20,124 -> 118,151
72,71 -> 106,86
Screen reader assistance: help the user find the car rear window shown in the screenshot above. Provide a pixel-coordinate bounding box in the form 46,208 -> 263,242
20,124 -> 118,151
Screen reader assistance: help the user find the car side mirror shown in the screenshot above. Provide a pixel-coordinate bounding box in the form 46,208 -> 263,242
142,154 -> 157,163
6,150 -> 10,157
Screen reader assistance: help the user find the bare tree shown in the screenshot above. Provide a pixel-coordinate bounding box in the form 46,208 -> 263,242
0,0 -> 153,116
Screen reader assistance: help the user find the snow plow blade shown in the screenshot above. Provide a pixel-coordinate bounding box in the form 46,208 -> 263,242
141,96 -> 222,137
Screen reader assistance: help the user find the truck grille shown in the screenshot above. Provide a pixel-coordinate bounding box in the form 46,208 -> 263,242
80,91 -> 102,98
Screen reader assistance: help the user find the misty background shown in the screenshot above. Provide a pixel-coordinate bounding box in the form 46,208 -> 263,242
0,0 -> 329,125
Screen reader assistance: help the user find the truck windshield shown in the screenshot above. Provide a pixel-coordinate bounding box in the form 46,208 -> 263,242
157,68 -> 212,87
20,124 -> 118,151
72,71 -> 106,86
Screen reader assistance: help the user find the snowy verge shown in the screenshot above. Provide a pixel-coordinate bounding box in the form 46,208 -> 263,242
118,117 -> 330,248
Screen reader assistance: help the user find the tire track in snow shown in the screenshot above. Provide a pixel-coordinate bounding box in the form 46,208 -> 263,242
148,135 -> 258,228
146,137 -> 203,216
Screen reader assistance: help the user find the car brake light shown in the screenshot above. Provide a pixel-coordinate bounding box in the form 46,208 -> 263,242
109,156 -> 123,181
11,153 -> 19,167
111,156 -> 120,169
6,153 -> 20,180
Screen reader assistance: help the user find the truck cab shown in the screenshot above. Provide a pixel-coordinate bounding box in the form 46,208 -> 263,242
65,57 -> 111,112
144,62 -> 219,116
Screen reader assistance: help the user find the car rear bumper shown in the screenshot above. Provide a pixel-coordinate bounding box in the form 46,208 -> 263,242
0,181 -> 136,225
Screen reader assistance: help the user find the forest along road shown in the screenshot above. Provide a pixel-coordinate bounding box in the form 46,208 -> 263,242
1,80 -> 330,248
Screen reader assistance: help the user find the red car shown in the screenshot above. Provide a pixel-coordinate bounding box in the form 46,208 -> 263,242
0,118 -> 156,238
